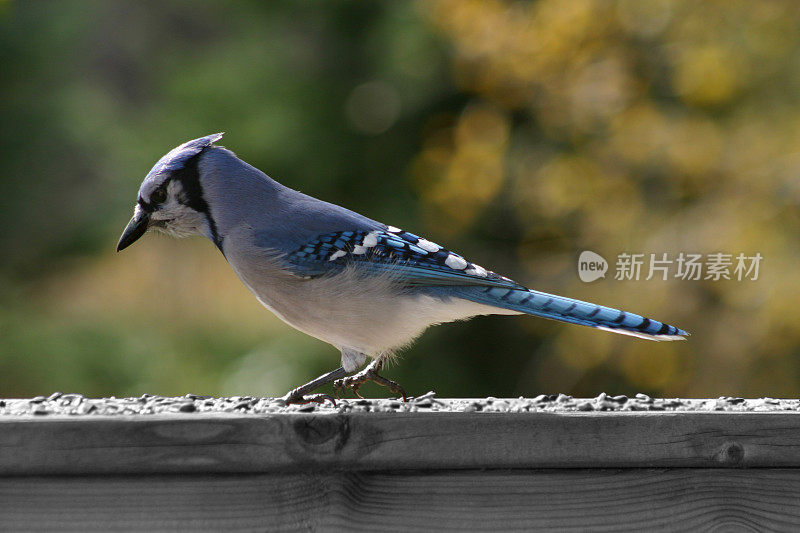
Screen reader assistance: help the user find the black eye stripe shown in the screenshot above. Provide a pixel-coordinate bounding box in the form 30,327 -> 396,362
171,148 -> 221,249
137,197 -> 155,213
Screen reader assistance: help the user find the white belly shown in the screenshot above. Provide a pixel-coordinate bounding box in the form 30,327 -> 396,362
224,238 -> 516,358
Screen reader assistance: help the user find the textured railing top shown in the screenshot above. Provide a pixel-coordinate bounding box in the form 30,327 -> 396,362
3,392 -> 800,476
2,391 -> 798,416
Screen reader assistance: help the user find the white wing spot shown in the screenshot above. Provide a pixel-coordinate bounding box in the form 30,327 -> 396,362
417,239 -> 440,253
362,231 -> 379,248
445,254 -> 468,270
465,264 -> 487,277
329,250 -> 347,261
387,226 -> 402,233
352,245 -> 367,255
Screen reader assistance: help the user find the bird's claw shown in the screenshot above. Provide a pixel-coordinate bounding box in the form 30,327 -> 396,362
334,368 -> 408,401
279,392 -> 337,406
334,383 -> 365,400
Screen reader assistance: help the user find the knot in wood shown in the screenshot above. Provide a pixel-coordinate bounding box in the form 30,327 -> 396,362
292,415 -> 350,453
715,441 -> 744,466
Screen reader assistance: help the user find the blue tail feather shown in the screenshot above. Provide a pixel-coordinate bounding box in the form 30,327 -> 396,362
447,286 -> 688,340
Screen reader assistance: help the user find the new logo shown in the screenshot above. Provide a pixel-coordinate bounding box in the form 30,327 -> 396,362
578,251 -> 608,282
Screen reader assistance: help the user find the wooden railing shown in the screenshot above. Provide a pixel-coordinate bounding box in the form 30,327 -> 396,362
2,393 -> 799,530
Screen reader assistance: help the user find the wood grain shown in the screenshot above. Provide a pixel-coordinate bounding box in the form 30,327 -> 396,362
2,411 -> 800,475
1,469 -> 798,532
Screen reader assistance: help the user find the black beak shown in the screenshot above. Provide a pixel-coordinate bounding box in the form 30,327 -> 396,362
116,209 -> 150,252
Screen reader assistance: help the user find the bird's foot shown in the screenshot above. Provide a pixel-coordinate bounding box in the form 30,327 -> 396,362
279,392 -> 337,406
334,364 -> 408,401
277,367 -> 349,406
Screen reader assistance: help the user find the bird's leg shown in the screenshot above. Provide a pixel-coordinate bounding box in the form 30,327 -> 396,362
280,366 -> 348,406
333,359 -> 408,401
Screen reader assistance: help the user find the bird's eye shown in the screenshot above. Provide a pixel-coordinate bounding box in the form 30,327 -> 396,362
150,187 -> 168,205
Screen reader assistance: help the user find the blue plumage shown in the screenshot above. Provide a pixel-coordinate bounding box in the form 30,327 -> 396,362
148,133 -> 223,177
444,286 -> 687,338
286,227 -> 522,289
286,226 -> 688,339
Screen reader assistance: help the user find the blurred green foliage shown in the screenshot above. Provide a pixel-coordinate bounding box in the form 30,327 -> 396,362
2,0 -> 799,399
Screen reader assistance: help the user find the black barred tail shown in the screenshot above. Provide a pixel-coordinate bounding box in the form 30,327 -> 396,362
453,286 -> 688,340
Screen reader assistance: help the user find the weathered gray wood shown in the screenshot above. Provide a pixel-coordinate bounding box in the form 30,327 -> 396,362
2,469 -> 799,532
1,409 -> 800,475
4,396 -> 800,530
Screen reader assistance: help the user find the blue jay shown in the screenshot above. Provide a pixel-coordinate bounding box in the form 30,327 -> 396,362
117,134 -> 688,404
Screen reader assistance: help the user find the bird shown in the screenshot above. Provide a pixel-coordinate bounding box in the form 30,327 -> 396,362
117,133 -> 688,404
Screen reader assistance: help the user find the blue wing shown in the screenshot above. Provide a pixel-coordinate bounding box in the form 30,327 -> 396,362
285,226 -> 524,290
285,226 -> 689,340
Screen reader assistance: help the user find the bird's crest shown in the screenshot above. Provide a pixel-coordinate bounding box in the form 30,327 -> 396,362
146,133 -> 224,178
